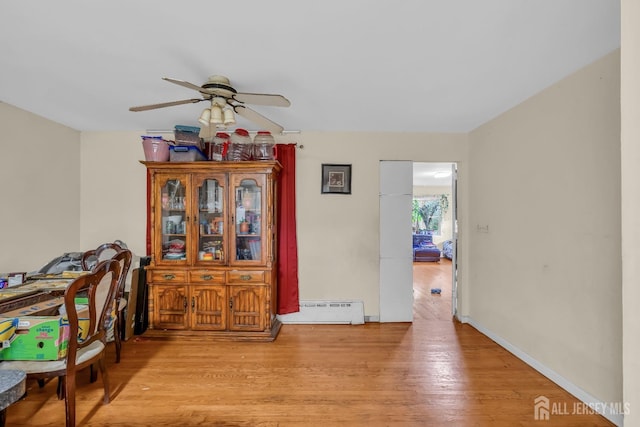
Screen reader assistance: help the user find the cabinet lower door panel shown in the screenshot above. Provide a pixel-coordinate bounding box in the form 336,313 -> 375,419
154,285 -> 189,330
229,286 -> 266,331
191,285 -> 227,331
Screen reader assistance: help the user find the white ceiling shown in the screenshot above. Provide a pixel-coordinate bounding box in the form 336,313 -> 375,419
0,1 -> 619,133
413,162 -> 455,187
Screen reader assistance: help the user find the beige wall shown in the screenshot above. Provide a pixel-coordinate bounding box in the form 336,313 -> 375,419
469,50 -> 622,413
0,103 -> 81,273
294,133 -> 468,315
621,0 -> 639,424
79,131 -> 148,256
77,131 -> 469,318
0,119 -> 469,315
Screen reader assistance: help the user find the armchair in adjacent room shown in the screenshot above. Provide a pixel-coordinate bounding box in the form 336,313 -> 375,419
413,233 -> 441,262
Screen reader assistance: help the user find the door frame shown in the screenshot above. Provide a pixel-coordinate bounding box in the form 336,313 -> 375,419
379,160 -> 460,321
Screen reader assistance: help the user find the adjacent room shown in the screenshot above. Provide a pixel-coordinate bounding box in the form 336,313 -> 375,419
0,1 -> 638,426
412,162 -> 456,318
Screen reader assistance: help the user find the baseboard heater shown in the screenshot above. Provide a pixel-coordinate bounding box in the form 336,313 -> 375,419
277,300 -> 365,325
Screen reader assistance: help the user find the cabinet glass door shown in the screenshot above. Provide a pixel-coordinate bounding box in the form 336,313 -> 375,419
195,176 -> 226,264
159,176 -> 188,262
233,177 -> 263,263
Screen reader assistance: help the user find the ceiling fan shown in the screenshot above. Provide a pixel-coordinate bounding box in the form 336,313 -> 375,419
129,75 -> 290,133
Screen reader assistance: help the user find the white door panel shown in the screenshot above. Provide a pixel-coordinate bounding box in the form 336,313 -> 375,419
379,160 -> 413,323
379,257 -> 414,322
380,161 -> 413,195
380,194 -> 413,259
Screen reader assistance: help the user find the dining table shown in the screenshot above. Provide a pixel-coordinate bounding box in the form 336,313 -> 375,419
0,369 -> 26,427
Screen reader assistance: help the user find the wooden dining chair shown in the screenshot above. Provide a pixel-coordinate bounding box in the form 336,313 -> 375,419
80,243 -> 123,272
0,259 -> 121,427
81,243 -> 132,363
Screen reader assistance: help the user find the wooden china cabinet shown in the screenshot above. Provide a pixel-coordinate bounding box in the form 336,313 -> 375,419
141,160 -> 281,341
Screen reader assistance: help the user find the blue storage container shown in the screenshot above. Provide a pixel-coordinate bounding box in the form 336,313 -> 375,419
169,145 -> 207,162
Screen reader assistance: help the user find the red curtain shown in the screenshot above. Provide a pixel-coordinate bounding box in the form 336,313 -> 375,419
275,144 -> 300,314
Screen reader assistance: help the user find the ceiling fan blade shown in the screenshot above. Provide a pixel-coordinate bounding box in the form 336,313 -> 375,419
129,98 -> 203,112
234,105 -> 284,133
162,77 -> 206,93
234,92 -> 291,107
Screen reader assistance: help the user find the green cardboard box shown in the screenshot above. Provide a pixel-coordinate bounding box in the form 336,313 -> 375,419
0,316 -> 70,361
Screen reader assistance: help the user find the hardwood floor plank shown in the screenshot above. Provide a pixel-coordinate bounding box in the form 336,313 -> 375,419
4,260 -> 615,426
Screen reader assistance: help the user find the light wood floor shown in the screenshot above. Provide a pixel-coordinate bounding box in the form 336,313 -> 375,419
6,260 -> 614,426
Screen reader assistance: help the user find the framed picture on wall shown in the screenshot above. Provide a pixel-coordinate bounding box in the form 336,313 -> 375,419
321,164 -> 352,194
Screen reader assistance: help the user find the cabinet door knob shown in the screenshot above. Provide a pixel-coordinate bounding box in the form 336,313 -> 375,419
201,275 -> 213,281
240,275 -> 251,281
163,274 -> 175,280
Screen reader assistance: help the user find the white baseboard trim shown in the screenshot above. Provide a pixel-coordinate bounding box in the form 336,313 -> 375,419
459,315 -> 624,427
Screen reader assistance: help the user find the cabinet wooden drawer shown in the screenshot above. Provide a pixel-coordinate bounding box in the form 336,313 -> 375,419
190,270 -> 225,283
227,270 -> 265,283
151,270 -> 187,283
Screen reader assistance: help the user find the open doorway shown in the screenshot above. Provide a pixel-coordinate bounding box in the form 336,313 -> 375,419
379,160 -> 458,323
412,162 -> 457,320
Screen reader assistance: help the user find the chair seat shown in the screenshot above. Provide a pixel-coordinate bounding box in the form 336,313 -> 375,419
0,340 -> 105,374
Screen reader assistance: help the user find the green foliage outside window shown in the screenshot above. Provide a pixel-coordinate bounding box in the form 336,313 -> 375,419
412,194 -> 449,234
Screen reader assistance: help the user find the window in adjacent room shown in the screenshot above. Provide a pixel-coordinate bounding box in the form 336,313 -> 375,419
412,194 -> 449,236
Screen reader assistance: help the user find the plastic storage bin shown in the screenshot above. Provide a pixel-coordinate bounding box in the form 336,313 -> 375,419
169,145 -> 207,162
142,136 -> 170,162
174,125 -> 202,147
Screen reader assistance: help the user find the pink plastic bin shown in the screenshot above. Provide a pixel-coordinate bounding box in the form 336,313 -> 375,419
142,136 -> 170,162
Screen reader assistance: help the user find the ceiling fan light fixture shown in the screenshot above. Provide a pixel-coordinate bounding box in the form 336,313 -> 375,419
210,105 -> 223,125
198,107 -> 211,127
223,108 -> 236,126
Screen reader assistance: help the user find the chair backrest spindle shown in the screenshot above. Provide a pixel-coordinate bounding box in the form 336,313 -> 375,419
80,242 -> 133,364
